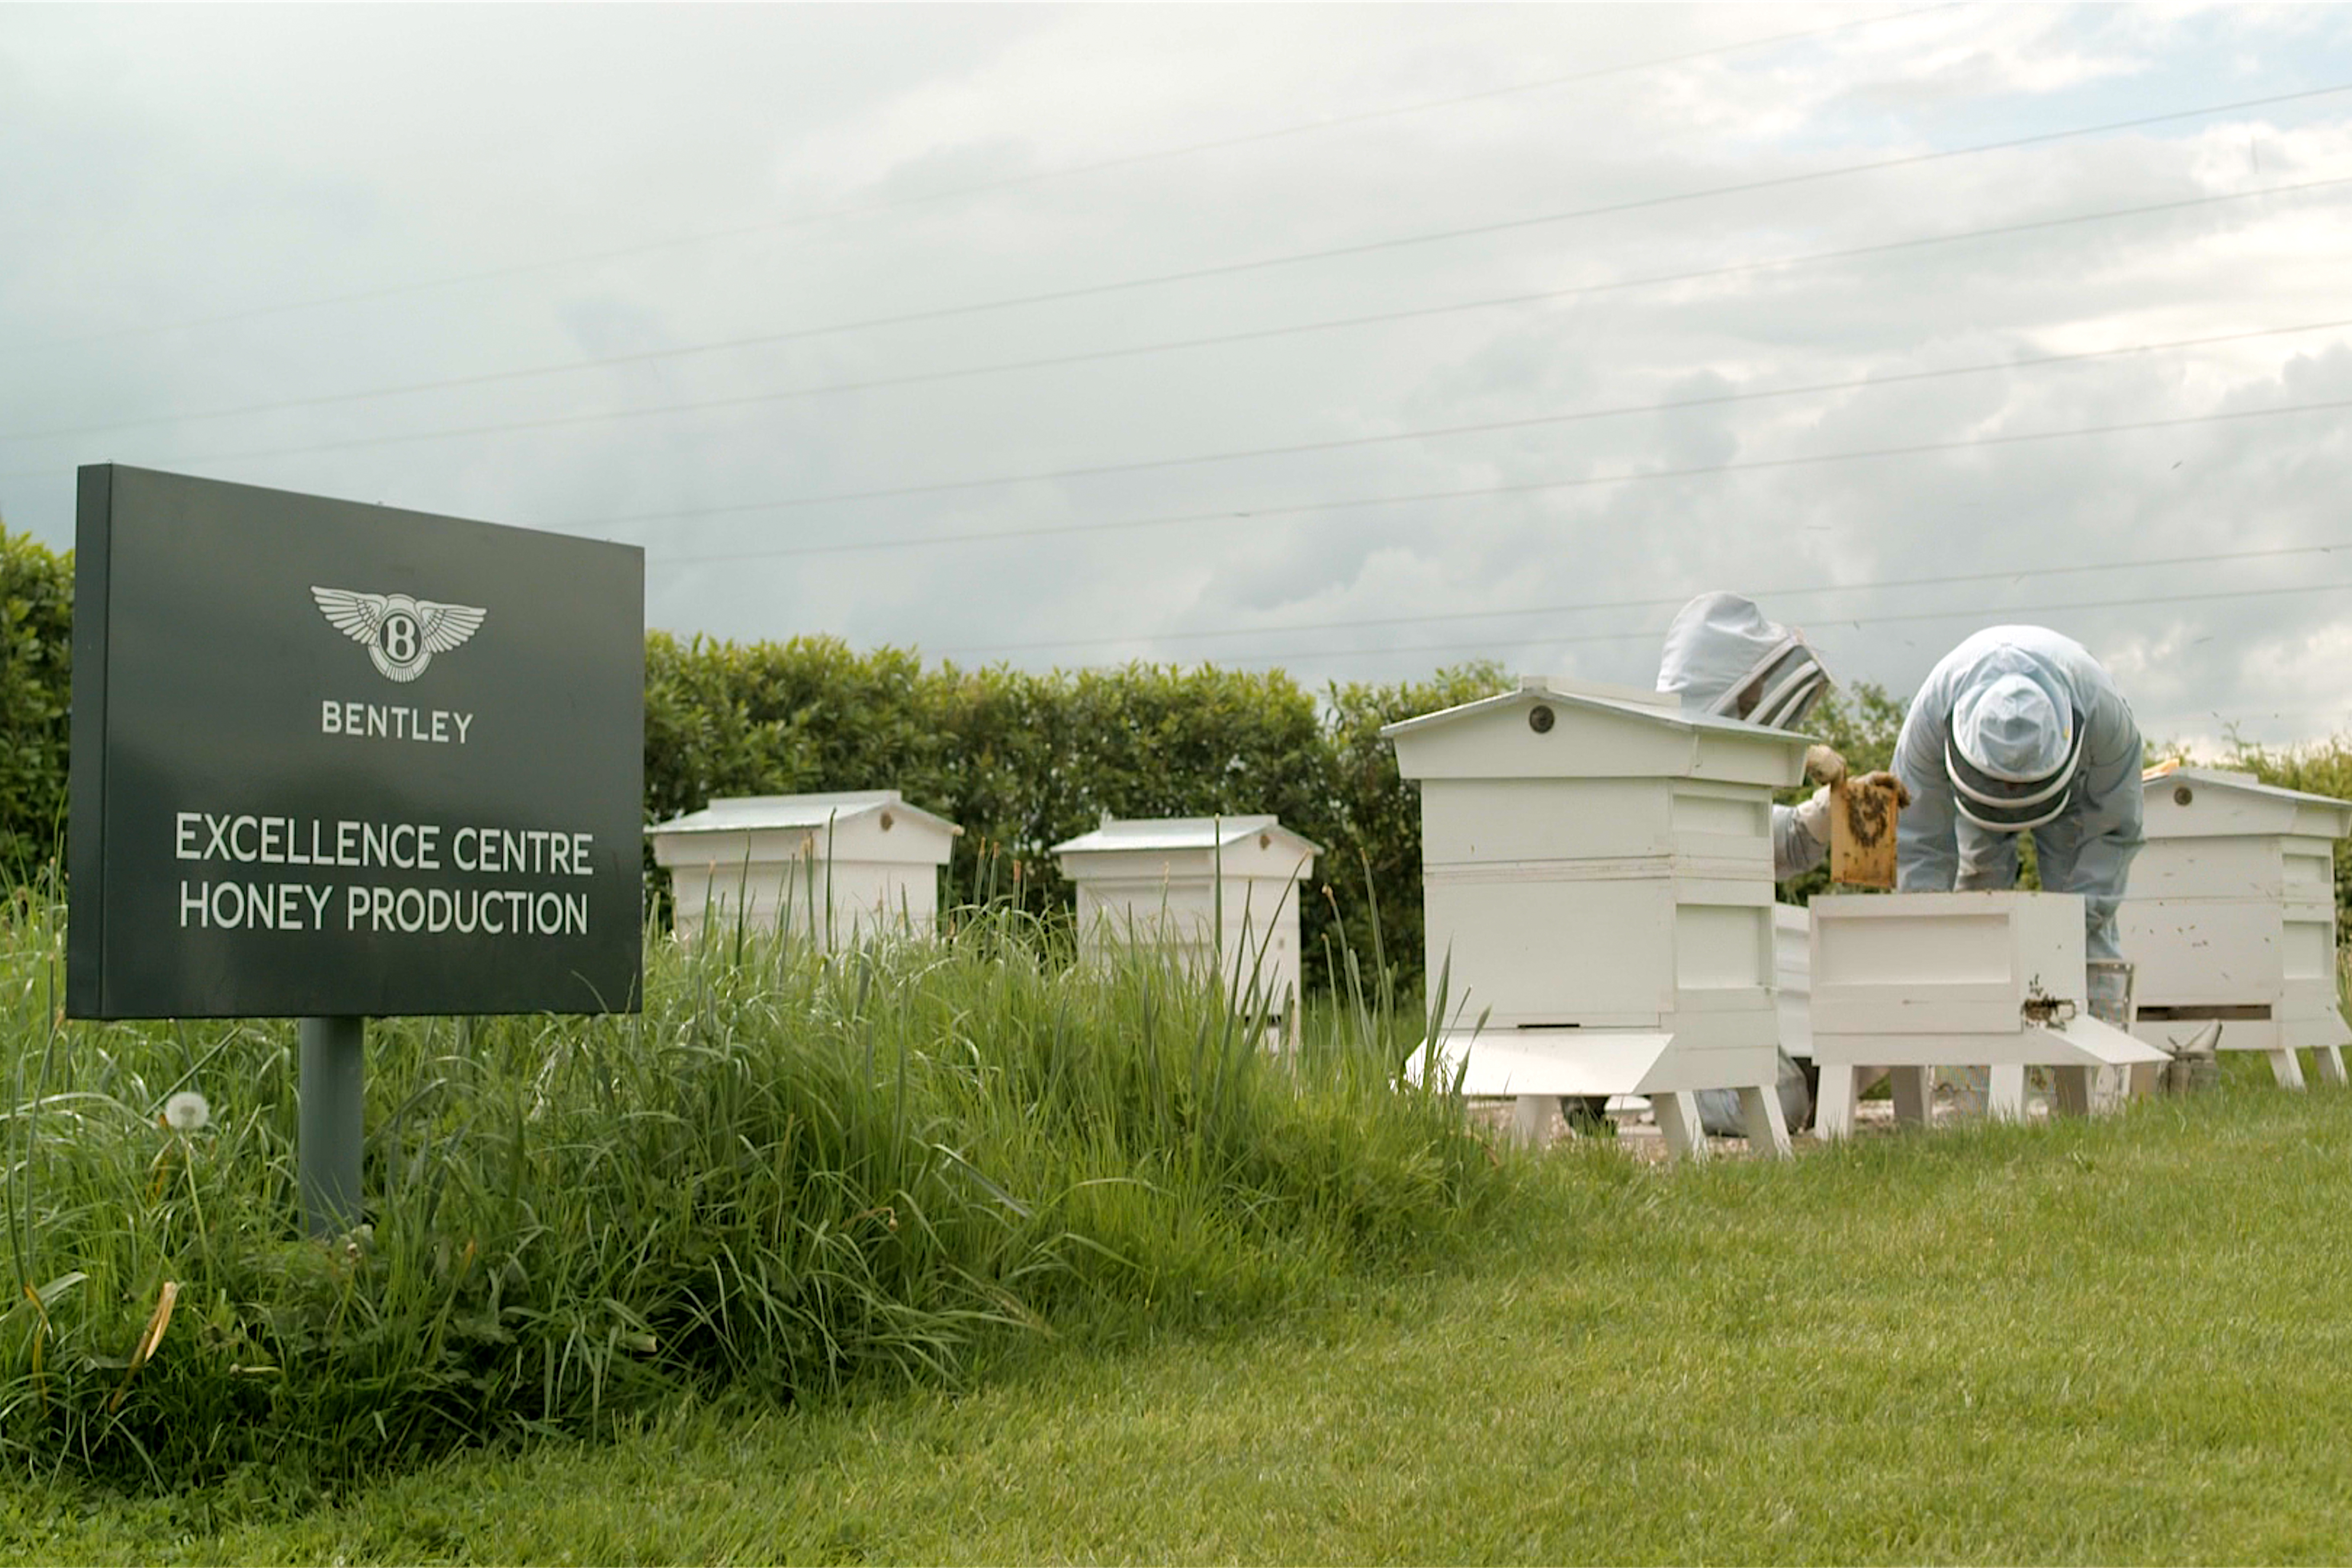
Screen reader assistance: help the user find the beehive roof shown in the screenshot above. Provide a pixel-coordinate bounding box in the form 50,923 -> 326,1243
2140,765 -> 2352,813
647,790 -> 962,838
1378,674 -> 1813,745
1050,815 -> 1323,856
2136,764 -> 2352,842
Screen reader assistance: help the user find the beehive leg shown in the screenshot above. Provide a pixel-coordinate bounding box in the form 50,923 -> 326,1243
1889,1067 -> 1932,1127
1813,1064 -> 1858,1141
1986,1065 -> 2029,1122
1652,1090 -> 1710,1162
1735,1084 -> 1794,1159
2266,1048 -> 2307,1090
2048,1066 -> 2094,1117
2315,1046 -> 2349,1087
1510,1095 -> 1551,1147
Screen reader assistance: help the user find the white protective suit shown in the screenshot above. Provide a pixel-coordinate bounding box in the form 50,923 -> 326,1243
1652,592 -> 1831,1136
1655,591 -> 1835,880
1891,625 -> 2144,961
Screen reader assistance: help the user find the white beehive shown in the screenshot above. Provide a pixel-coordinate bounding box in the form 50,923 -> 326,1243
1382,675 -> 1814,1159
647,790 -> 961,949
1807,891 -> 2167,1138
2120,766 -> 2352,1087
1050,815 -> 1321,1018
1773,903 -> 1813,1061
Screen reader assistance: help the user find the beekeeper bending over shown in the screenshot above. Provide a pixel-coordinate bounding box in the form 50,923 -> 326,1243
1892,624 -> 2145,985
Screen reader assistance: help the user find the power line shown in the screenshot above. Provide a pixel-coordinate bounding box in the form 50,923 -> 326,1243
547,318 -> 2352,517
646,394 -> 2352,566
37,172 -> 2345,486
0,6 -> 1955,361
1229,580 -> 2352,670
927,540 -> 2352,657
721,80 -> 2340,347
4,72 -> 2335,445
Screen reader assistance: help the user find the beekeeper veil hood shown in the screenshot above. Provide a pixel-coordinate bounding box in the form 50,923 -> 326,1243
1654,591 -> 1830,730
1946,670 -> 2084,832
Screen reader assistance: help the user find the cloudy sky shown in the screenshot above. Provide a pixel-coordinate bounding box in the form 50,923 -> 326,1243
4,3 -> 2349,750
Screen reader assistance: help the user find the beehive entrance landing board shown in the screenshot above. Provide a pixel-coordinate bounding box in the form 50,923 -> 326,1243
2120,766 -> 2352,1090
1383,675 -> 1816,1161
1807,890 -> 2169,1138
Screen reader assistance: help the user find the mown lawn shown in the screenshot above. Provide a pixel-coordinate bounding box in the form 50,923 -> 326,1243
13,1075 -> 2352,1566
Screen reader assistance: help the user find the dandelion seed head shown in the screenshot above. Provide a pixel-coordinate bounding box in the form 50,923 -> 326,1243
163,1090 -> 210,1132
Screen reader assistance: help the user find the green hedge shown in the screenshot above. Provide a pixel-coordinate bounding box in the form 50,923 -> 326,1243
644,630 -> 1504,990
6,515 -> 2345,986
0,527 -> 72,884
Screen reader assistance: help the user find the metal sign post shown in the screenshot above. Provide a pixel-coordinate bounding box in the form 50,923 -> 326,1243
297,1016 -> 366,1237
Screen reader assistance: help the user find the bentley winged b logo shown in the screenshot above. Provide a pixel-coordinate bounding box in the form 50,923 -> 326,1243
311,587 -> 487,684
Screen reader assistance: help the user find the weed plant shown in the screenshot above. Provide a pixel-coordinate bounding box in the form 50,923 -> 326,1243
0,889 -> 1513,1489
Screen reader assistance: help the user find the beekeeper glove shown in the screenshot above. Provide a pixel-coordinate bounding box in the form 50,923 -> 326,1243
1804,744 -> 1847,788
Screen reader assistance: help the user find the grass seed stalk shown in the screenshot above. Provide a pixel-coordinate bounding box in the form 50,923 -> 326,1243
0,888 -> 1515,1486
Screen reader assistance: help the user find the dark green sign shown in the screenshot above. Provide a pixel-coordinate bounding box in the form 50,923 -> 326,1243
68,465 -> 644,1018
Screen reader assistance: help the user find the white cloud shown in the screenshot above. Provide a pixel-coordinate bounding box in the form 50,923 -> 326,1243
1,2 -> 2349,746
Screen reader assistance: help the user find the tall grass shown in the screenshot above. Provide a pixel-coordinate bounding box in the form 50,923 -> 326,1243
0,888 -> 1513,1488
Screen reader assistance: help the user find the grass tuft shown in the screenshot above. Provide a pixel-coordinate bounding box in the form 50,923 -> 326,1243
0,895 -> 1518,1487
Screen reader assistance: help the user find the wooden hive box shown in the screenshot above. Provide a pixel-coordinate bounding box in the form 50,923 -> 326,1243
1773,903 -> 1813,1061
2121,766 -> 2351,1085
1051,815 -> 1321,1019
647,790 -> 961,950
1808,890 -> 2168,1137
1381,675 -> 1814,1158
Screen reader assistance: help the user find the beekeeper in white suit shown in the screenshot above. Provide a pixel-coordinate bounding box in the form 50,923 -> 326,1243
1583,593 -> 1903,1138
1892,626 -> 2145,1072
1893,625 -> 2143,950
1656,591 -> 1850,877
